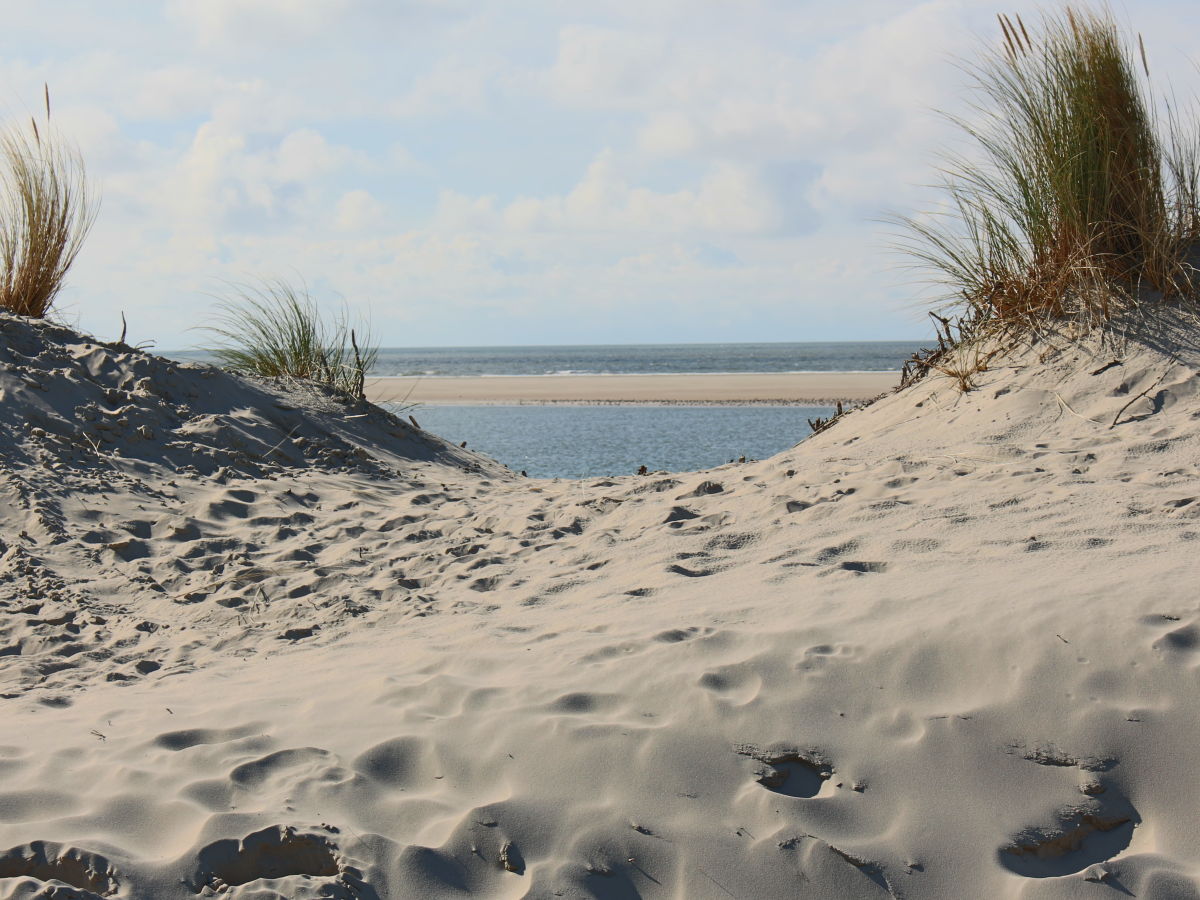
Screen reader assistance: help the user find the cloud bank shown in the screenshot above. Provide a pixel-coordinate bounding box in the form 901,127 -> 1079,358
2,0 -> 1198,346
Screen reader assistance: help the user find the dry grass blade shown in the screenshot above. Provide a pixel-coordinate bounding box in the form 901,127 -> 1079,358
1053,391 -> 1104,426
0,85 -> 98,318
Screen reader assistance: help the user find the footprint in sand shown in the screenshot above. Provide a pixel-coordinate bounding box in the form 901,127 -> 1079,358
698,665 -> 763,706
999,747 -> 1138,879
469,575 -> 502,592
354,735 -> 437,790
631,478 -> 680,495
653,626 -> 708,643
815,540 -> 858,562
705,532 -> 758,551
666,563 -> 718,578
190,824 -> 351,896
228,746 -> 335,791
795,642 -> 858,674
663,506 -> 699,526
890,537 -> 939,553
548,691 -> 621,714
738,745 -> 834,799
408,492 -> 444,506
153,722 -> 267,751
998,790 -> 1139,879
1149,618 -> 1200,662
836,560 -> 888,574
0,840 -> 118,898
204,496 -> 252,520
678,480 -> 724,498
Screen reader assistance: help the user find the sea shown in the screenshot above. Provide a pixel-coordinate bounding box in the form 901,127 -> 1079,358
171,342 -> 920,479
367,342 -> 914,377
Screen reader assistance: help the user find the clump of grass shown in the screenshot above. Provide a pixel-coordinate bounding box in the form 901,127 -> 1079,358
0,85 -> 98,318
203,278 -> 378,400
897,6 -> 1200,343
927,339 -> 1001,392
899,310 -> 1000,391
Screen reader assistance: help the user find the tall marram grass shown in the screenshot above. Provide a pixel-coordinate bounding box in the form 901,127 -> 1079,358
0,87 -> 97,318
898,6 -> 1200,341
205,279 -> 378,401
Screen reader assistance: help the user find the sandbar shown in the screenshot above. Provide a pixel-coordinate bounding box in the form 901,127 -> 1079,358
366,371 -> 900,405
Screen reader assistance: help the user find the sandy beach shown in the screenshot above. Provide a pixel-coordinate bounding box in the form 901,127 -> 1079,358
7,0 -> 1200,895
366,371 -> 899,405
1,312 -> 1198,898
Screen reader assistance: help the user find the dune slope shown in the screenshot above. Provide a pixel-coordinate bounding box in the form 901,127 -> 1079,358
1,313 -> 1198,899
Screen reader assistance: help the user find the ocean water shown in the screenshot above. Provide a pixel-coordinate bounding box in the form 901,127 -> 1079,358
406,404 -> 833,479
170,341 -> 918,376
366,342 -> 912,477
369,341 -> 916,376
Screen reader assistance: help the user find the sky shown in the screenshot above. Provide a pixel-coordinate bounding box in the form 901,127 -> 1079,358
1,1 -> 1198,349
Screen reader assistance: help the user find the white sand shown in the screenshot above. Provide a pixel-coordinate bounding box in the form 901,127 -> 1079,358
1,313 -> 1198,898
366,371 -> 898,405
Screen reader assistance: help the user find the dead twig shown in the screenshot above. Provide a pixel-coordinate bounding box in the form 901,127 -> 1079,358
349,328 -> 366,400
1110,365 -> 1174,428
807,400 -> 844,435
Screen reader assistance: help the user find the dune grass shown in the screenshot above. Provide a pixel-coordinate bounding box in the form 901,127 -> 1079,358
204,279 -> 378,401
898,6 -> 1200,348
0,86 -> 97,318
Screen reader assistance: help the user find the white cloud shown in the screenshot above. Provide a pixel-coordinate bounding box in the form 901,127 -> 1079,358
392,55 -> 504,117
168,0 -> 353,46
637,111 -> 700,156
274,128 -> 362,181
442,151 -> 799,236
335,189 -> 386,232
125,64 -> 224,119
546,25 -> 667,107
435,191 -> 499,231
533,0 -> 980,230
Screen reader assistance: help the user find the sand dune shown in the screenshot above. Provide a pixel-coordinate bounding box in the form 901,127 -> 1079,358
1,312 -> 1199,898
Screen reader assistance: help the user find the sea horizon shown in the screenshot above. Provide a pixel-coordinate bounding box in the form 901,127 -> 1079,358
169,339 -> 923,378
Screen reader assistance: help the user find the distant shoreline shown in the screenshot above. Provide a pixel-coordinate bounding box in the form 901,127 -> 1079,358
366,371 -> 900,406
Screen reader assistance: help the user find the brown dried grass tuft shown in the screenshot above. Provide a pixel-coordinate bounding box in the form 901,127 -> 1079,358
0,86 -> 97,318
896,7 -> 1200,346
